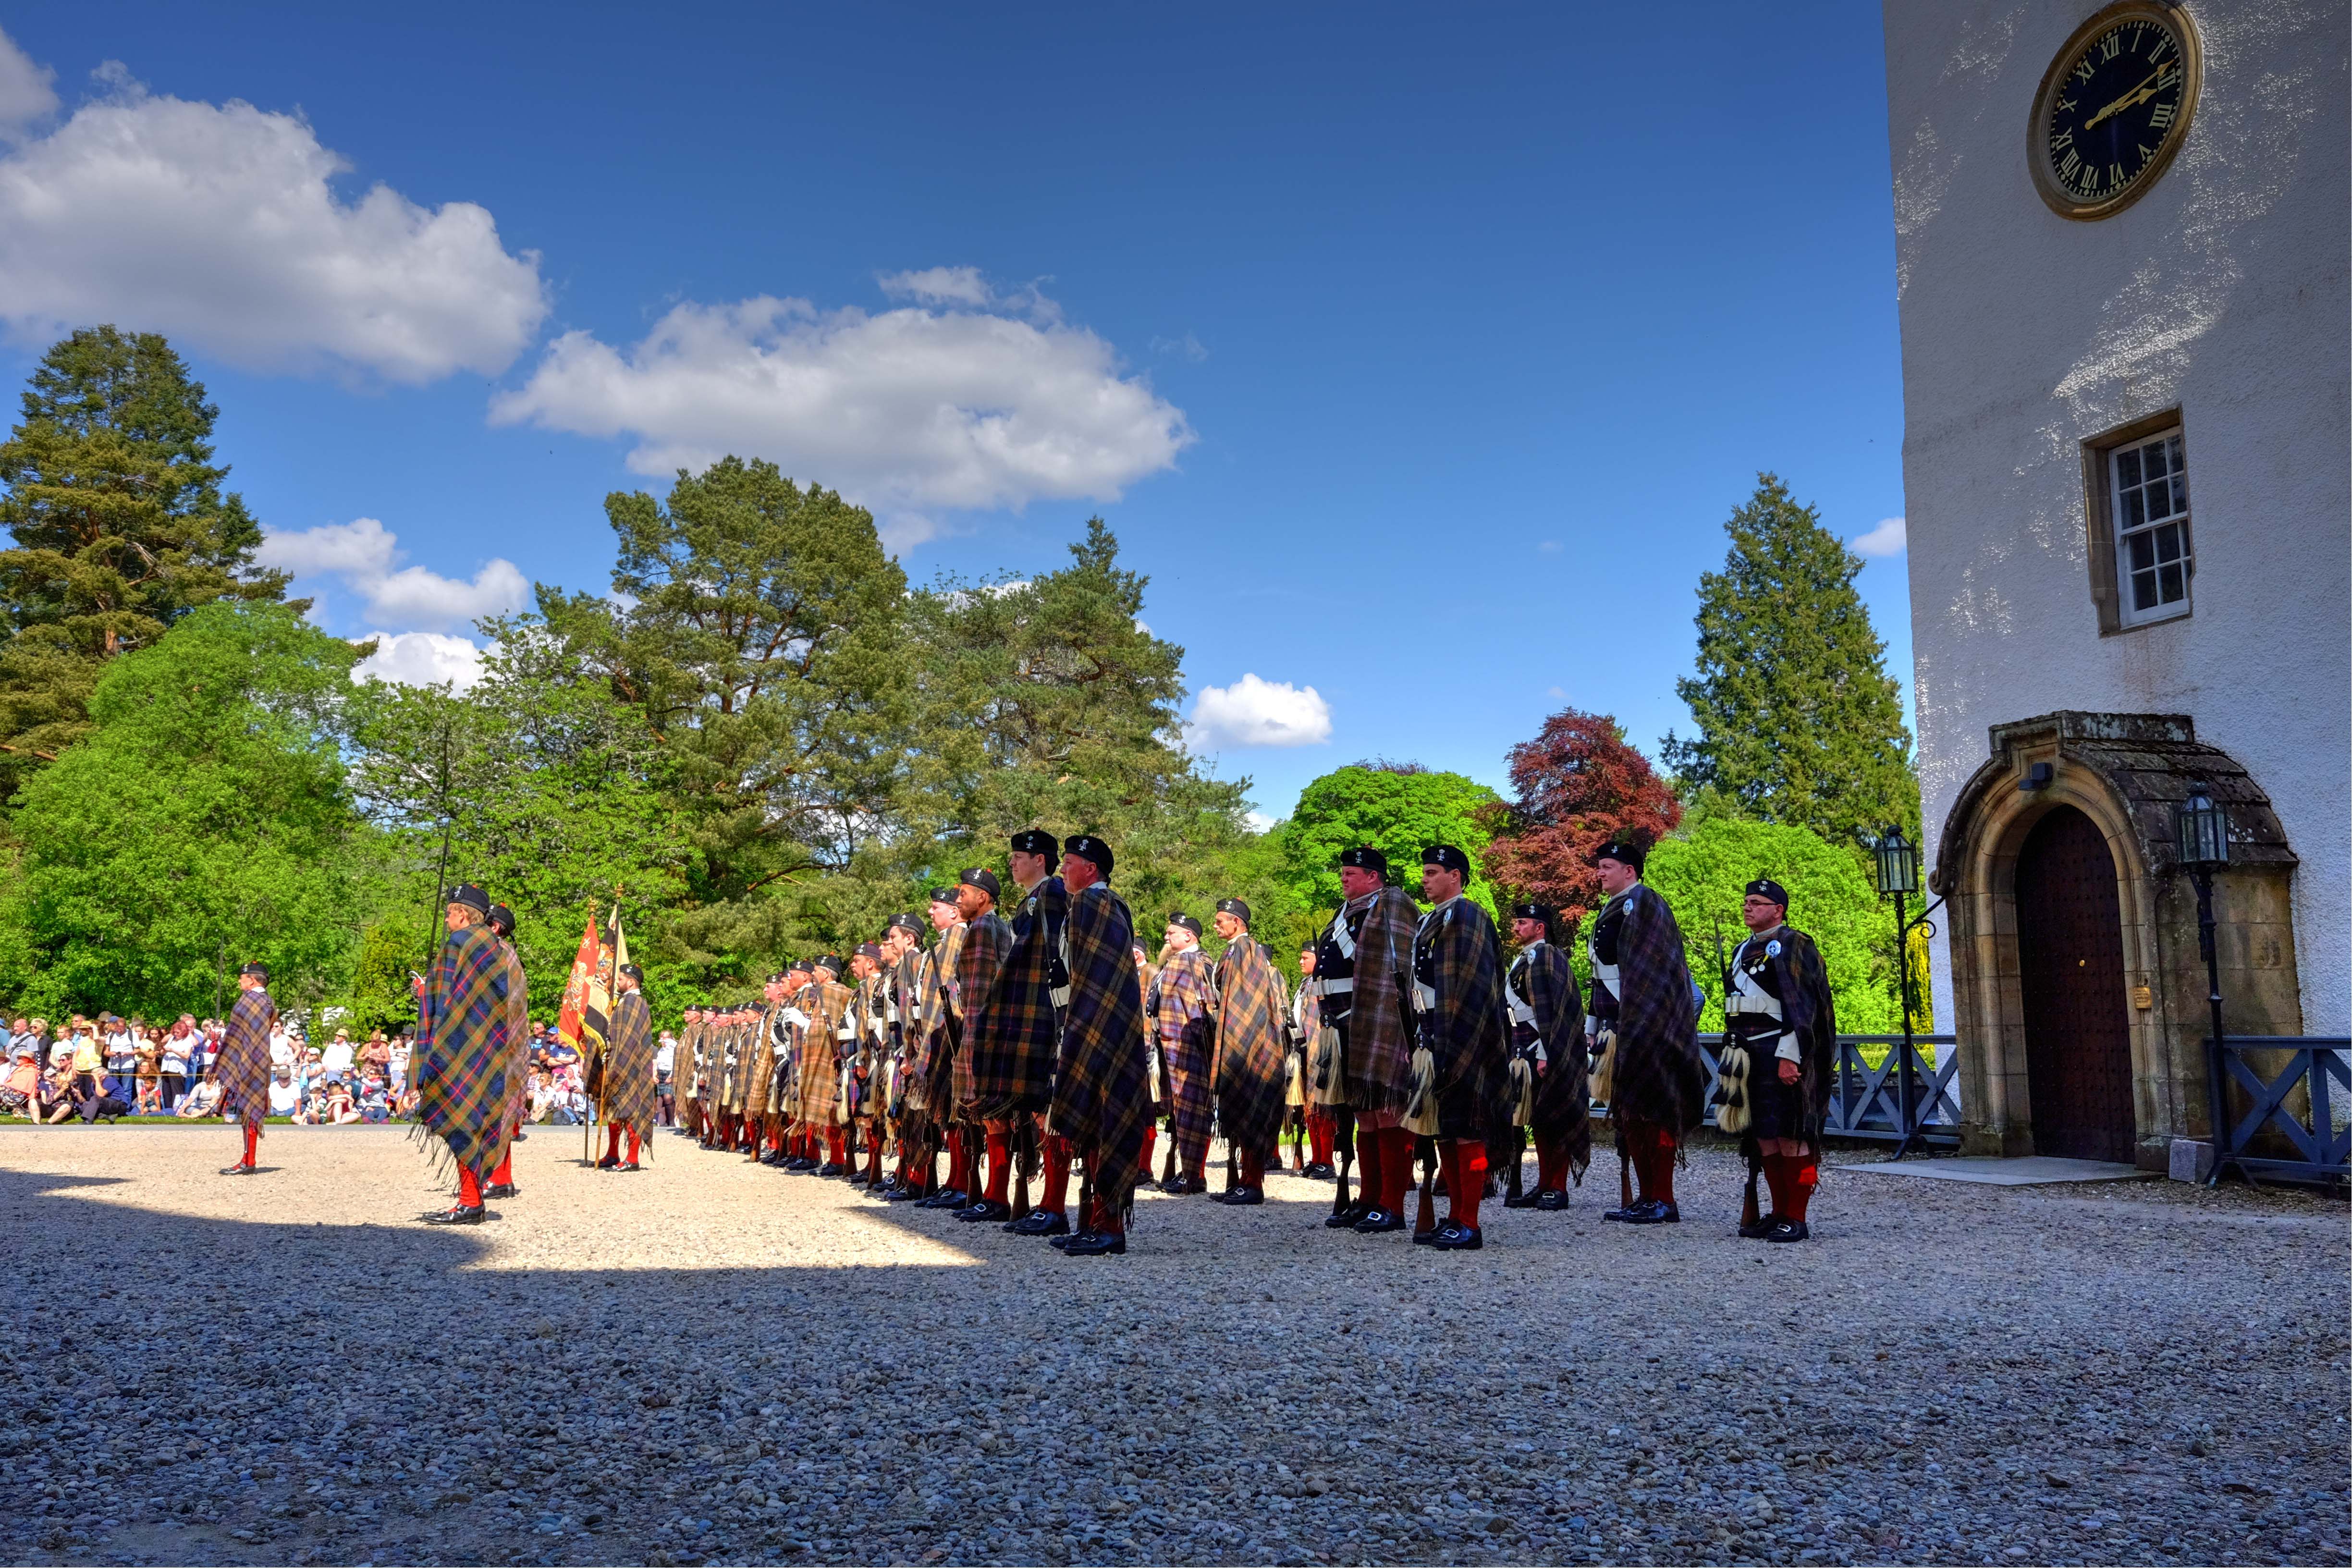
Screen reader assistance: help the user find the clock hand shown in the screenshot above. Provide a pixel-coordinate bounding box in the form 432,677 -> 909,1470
2082,67 -> 2163,130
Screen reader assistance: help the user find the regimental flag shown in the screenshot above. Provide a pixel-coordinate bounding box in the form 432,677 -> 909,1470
558,906 -> 628,1057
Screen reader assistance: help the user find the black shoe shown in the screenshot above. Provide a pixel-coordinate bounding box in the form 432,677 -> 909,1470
219,1163 -> 257,1176
1048,1229 -> 1088,1250
786,1156 -> 818,1172
883,1185 -> 926,1202
1324,1202 -> 1372,1230
1534,1189 -> 1571,1212
484,1182 -> 520,1199
421,1205 -> 486,1225
953,1200 -> 1012,1223
814,1162 -> 845,1176
595,1155 -> 620,1170
1602,1202 -> 1636,1221
1432,1222 -> 1483,1251
1061,1230 -> 1127,1256
1005,1209 -> 1069,1236
1739,1212 -> 1782,1239
511,1131 -> 527,1142
1411,1223 -> 1441,1245
1764,1218 -> 1810,1243
914,1188 -> 962,1209
1156,1176 -> 1188,1195
615,1161 -> 641,1172
1502,1188 -> 1542,1209
1305,1163 -> 1335,1180
1217,1187 -> 1264,1206
1621,1199 -> 1681,1225
1353,1207 -> 1407,1235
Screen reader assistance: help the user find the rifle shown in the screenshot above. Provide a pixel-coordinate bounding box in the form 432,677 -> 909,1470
1075,1151 -> 1093,1236
1012,1118 -> 1037,1219
1414,1135 -> 1438,1236
1331,1106 -> 1357,1217
1714,915 -> 1762,1229
1503,1126 -> 1527,1205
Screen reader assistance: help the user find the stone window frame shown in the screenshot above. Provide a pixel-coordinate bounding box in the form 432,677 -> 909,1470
2082,407 -> 2192,635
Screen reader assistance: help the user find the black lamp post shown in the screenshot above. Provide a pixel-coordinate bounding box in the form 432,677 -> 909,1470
1864,826 -> 1944,1156
2176,783 -> 2232,1179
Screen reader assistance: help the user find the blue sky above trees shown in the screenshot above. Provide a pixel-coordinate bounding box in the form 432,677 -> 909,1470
0,3 -> 1912,825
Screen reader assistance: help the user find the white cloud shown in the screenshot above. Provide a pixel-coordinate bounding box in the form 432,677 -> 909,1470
258,517 -> 529,631
1852,515 -> 1908,557
1184,674 -> 1333,750
1244,808 -> 1279,833
489,283 -> 1193,514
1150,330 -> 1208,363
0,62 -> 545,381
0,27 -> 58,138
878,266 -> 992,307
353,631 -> 487,689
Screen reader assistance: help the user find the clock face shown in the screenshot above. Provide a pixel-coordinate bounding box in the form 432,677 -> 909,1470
2034,6 -> 2198,218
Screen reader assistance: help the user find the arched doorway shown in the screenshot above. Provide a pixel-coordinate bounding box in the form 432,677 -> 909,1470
2014,806 -> 2137,1162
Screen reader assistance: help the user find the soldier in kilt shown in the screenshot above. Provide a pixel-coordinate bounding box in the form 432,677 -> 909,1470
894,890 -> 964,1199
1500,903 -> 1591,1213
960,832 -> 1066,1226
880,910 -> 934,1198
848,943 -> 890,1183
739,975 -> 782,1164
807,957 -> 858,1174
600,964 -> 657,1170
921,870 -> 1010,1209
1207,899 -> 1289,1207
1151,914 -> 1217,1195
1046,835 -> 1152,1257
1408,847 -> 1515,1250
1585,840 -> 1705,1225
416,882 -> 515,1225
1314,847 -> 1421,1235
485,904 -> 530,1199
676,1005 -> 704,1141
1720,877 -> 1838,1243
766,964 -> 812,1165
213,962 -> 275,1176
1292,945 -> 1332,1177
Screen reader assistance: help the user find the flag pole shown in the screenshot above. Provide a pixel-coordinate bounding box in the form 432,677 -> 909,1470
584,894 -> 599,1167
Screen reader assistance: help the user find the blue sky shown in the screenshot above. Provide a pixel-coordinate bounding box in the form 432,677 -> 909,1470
0,2 -> 1912,826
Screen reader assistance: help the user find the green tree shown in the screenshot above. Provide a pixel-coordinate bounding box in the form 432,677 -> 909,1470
0,601 -> 363,1018
533,458 -> 909,973
1642,815 -> 1919,1034
1660,473 -> 1918,849
906,518 -> 1259,935
345,922 -> 420,1035
0,328 -> 289,796
1278,763 -> 1503,922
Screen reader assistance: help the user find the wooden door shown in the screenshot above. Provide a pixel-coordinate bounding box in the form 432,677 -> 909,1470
2014,806 -> 2137,1163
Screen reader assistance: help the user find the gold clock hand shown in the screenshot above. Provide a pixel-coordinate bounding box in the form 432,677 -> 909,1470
2082,67 -> 2163,130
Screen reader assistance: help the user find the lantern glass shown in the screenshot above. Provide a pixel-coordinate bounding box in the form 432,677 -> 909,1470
2175,787 -> 2231,868
1872,827 -> 1920,896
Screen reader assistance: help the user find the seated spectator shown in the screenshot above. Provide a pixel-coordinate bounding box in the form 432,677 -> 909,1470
267,1068 -> 299,1119
387,1034 -> 412,1090
0,1052 -> 36,1118
324,1080 -> 361,1125
177,1078 -> 222,1119
322,1029 -> 356,1084
134,1030 -> 162,1114
361,1031 -> 392,1081
357,1072 -> 390,1123
75,1071 -> 131,1123
526,1068 -> 555,1123
37,1054 -> 76,1124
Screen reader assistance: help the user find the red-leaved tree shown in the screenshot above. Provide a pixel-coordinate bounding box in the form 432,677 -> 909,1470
1479,707 -> 1682,928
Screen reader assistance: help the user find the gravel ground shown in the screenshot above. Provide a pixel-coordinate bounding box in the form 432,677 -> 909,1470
1,1124 -> 2344,1568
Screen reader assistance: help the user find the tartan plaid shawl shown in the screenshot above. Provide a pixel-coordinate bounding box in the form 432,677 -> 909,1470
1602,883 -> 1706,1135
969,878 -> 1066,1113
1154,947 -> 1217,1148
1415,897 -> 1515,1140
1517,941 -> 1592,1177
1212,938 -> 1290,1161
420,923 -> 514,1181
798,981 -> 855,1128
215,984 -> 275,1131
742,1009 -> 776,1118
1342,886 -> 1420,1114
1740,923 -> 1838,1149
769,1006 -> 799,1112
603,989 -> 658,1130
676,1021 -> 703,1102
950,912 -> 1010,1115
717,1020 -> 747,1112
499,940 -> 532,1130
908,922 -> 966,1114
1049,883 -> 1152,1205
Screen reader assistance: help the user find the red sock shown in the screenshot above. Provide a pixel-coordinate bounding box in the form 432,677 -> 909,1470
1040,1135 -> 1072,1213
1534,1135 -> 1562,1193
1382,1127 -> 1415,1214
1788,1158 -> 1817,1222
1310,1113 -> 1334,1166
945,1135 -> 967,1195
983,1131 -> 1011,1202
242,1122 -> 259,1167
604,1125 -> 622,1162
1649,1126 -> 1678,1206
1091,1190 -> 1124,1237
458,1165 -> 483,1206
1138,1123 -> 1156,1176
1455,1140 -> 1488,1231
1355,1125 -> 1383,1211
1437,1140 -> 1462,1220
1240,1146 -> 1263,1188
832,1128 -> 849,1165
627,1127 -> 642,1164
492,1151 -> 513,1186
1761,1154 -> 1789,1216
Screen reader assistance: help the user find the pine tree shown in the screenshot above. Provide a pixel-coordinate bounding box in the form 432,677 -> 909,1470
1660,474 -> 1919,848
0,327 -> 288,794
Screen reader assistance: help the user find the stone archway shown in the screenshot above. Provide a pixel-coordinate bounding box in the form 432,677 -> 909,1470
1932,712 -> 2303,1169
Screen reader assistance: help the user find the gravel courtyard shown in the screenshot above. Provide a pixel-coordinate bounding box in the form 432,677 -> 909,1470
2,1125 -> 2343,1568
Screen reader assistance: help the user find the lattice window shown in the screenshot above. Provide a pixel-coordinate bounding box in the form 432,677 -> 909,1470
2111,429 -> 2192,626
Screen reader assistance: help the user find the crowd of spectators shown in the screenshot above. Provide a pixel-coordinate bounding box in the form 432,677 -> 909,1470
0,1012 -> 671,1127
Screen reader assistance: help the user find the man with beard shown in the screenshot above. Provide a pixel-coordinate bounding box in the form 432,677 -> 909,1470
1500,903 -> 1591,1213
1311,847 -> 1420,1234
1150,913 -> 1217,1195
1046,835 -> 1152,1257
924,869 -> 1011,1210
212,962 -> 275,1176
485,904 -> 530,1198
962,832 -> 1065,1226
1585,840 -> 1705,1225
599,964 -> 657,1171
1406,846 -> 1514,1250
1719,877 -> 1837,1242
416,882 -> 515,1225
1207,899 -> 1289,1207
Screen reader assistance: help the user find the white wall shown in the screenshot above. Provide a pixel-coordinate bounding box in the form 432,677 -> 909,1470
1884,0 -> 2350,1035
